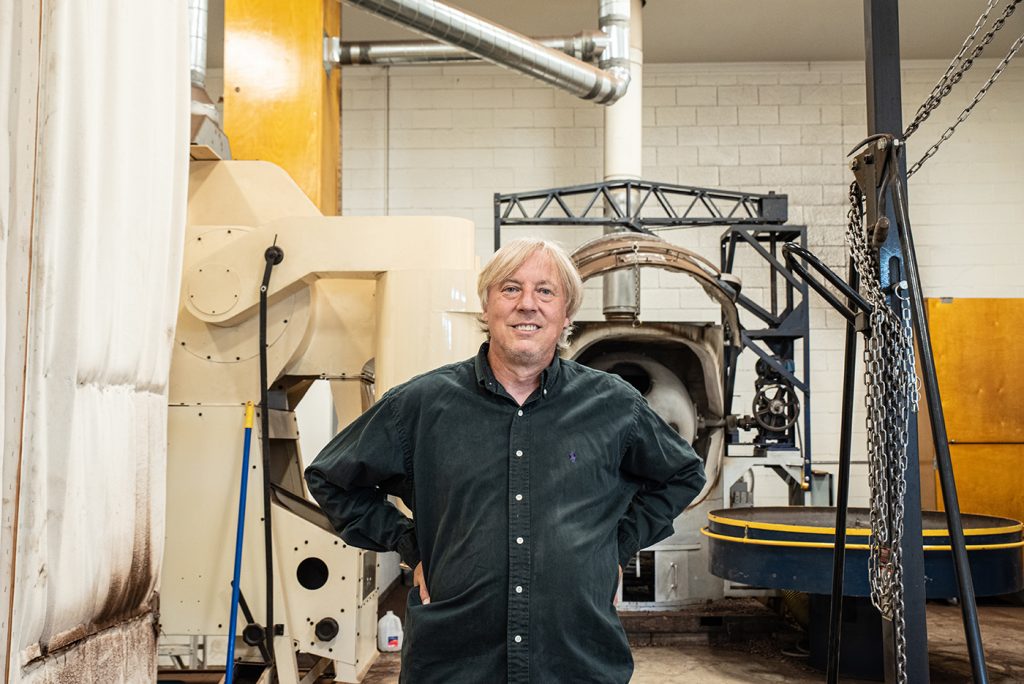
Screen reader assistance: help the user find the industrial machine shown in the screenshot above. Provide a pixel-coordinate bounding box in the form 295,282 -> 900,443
161,160 -> 481,681
495,181 -> 815,607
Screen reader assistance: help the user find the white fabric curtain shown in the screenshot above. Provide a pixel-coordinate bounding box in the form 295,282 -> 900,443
1,0 -> 189,680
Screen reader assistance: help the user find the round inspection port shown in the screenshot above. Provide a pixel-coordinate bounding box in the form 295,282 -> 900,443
296,557 -> 329,590
315,617 -> 340,641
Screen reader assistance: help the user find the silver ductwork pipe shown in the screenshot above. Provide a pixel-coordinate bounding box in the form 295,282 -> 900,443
603,0 -> 643,319
339,31 -> 608,65
188,0 -> 208,88
342,0 -> 631,104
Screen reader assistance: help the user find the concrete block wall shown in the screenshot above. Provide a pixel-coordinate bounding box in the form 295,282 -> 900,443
340,59 -> 1024,508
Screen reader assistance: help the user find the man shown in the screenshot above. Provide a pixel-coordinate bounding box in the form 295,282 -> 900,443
305,238 -> 706,683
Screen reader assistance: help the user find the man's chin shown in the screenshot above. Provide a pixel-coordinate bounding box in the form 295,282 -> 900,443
497,342 -> 552,366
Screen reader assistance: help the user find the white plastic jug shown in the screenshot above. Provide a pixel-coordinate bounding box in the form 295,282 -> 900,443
377,610 -> 403,652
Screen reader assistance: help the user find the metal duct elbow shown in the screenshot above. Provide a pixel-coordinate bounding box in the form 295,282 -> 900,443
342,0 -> 631,104
598,0 -> 632,102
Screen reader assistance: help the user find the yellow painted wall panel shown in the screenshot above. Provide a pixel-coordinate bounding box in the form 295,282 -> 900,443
321,0 -> 341,215
927,298 -> 1024,443
223,0 -> 340,214
938,444 -> 1024,524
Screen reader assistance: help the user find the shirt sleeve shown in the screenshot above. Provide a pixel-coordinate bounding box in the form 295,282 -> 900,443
304,392 -> 421,569
616,394 -> 707,567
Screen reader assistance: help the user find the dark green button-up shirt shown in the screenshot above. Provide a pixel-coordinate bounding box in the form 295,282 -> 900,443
305,344 -> 705,683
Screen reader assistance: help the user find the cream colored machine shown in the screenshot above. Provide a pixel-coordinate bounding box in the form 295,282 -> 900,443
162,160 -> 480,681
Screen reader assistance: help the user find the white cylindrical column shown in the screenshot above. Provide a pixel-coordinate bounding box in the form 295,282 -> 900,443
602,0 -> 643,319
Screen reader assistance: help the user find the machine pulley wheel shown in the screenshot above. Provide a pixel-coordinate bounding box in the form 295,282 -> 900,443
752,383 -> 799,432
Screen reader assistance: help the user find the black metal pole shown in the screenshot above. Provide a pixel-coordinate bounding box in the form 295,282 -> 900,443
493,192 -> 501,252
863,1 -> 929,680
891,177 -> 988,683
826,259 -> 861,683
783,243 -> 872,321
258,245 -> 284,667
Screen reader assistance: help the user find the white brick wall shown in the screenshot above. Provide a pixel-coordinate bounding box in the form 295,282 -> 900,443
340,60 -> 1024,507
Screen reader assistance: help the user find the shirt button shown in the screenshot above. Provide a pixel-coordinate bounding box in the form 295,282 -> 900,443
515,585 -> 523,593
543,389 -> 547,395
517,409 -> 523,416
514,635 -> 522,643
515,494 -> 523,501
516,536 -> 524,544
515,449 -> 523,457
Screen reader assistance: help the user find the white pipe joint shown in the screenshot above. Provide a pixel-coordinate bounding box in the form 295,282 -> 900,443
598,0 -> 631,101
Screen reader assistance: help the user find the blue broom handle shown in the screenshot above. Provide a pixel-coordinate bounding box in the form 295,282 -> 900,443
226,402 -> 255,684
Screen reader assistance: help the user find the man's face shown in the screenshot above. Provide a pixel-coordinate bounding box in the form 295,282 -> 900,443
483,250 -> 571,368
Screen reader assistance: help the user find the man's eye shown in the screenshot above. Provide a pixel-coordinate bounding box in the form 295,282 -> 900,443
502,286 -> 520,295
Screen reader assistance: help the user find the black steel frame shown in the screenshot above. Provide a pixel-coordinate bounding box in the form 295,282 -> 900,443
720,226 -> 812,486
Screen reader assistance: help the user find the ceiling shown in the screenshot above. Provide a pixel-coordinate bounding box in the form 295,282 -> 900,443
208,1 -> 1020,68
338,0 -> 1014,64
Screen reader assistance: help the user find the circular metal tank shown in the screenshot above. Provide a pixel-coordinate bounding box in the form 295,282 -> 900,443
704,507 -> 1024,597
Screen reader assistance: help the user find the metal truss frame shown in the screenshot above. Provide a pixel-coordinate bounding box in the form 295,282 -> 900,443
493,180 -> 788,250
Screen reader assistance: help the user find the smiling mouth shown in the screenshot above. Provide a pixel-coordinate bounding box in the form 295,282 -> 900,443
512,324 -> 540,332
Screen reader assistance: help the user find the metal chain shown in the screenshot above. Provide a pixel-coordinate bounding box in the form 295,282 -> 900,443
631,241 -> 642,327
845,181 -> 919,683
908,30 -> 1024,177
904,0 -> 1021,140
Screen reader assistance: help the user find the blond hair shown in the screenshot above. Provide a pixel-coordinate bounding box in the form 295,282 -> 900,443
477,238 -> 584,349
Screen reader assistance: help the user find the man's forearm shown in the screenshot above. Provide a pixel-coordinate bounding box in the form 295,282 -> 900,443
306,468 -> 420,567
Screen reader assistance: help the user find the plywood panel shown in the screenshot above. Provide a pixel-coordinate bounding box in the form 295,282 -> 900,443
223,0 -> 340,214
927,298 -> 1024,443
938,444 -> 1024,524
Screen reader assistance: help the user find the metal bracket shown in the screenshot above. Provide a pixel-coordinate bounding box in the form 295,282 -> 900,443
324,34 -> 341,73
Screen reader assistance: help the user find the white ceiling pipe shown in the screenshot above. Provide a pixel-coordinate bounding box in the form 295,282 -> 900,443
338,31 -> 608,65
189,0 -> 208,87
342,0 -> 631,104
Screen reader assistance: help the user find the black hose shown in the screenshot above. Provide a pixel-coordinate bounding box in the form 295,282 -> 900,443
258,244 -> 284,667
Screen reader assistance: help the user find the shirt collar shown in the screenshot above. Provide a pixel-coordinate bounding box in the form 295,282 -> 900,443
474,342 -> 562,398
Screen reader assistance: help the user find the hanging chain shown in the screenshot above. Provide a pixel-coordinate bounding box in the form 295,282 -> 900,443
631,241 -> 642,327
902,0 -> 1023,176
907,30 -> 1024,177
845,178 -> 920,684
904,0 -> 1011,139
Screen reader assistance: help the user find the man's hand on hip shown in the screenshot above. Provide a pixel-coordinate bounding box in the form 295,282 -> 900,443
414,562 -> 431,605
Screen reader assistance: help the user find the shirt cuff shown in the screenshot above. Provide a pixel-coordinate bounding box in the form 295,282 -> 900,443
617,529 -> 639,568
395,528 -> 421,569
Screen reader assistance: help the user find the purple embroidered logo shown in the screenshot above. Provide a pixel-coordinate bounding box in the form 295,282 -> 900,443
569,451 -> 577,463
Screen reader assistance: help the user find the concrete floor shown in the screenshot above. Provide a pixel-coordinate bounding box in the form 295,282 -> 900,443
360,601 -> 1024,683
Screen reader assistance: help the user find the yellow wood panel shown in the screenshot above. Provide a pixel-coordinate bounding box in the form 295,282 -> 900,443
223,0 -> 340,215
937,444 -> 1024,524
321,0 -> 341,216
927,298 -> 1024,443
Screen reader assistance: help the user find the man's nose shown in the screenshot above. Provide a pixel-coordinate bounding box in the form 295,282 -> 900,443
517,288 -> 537,309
